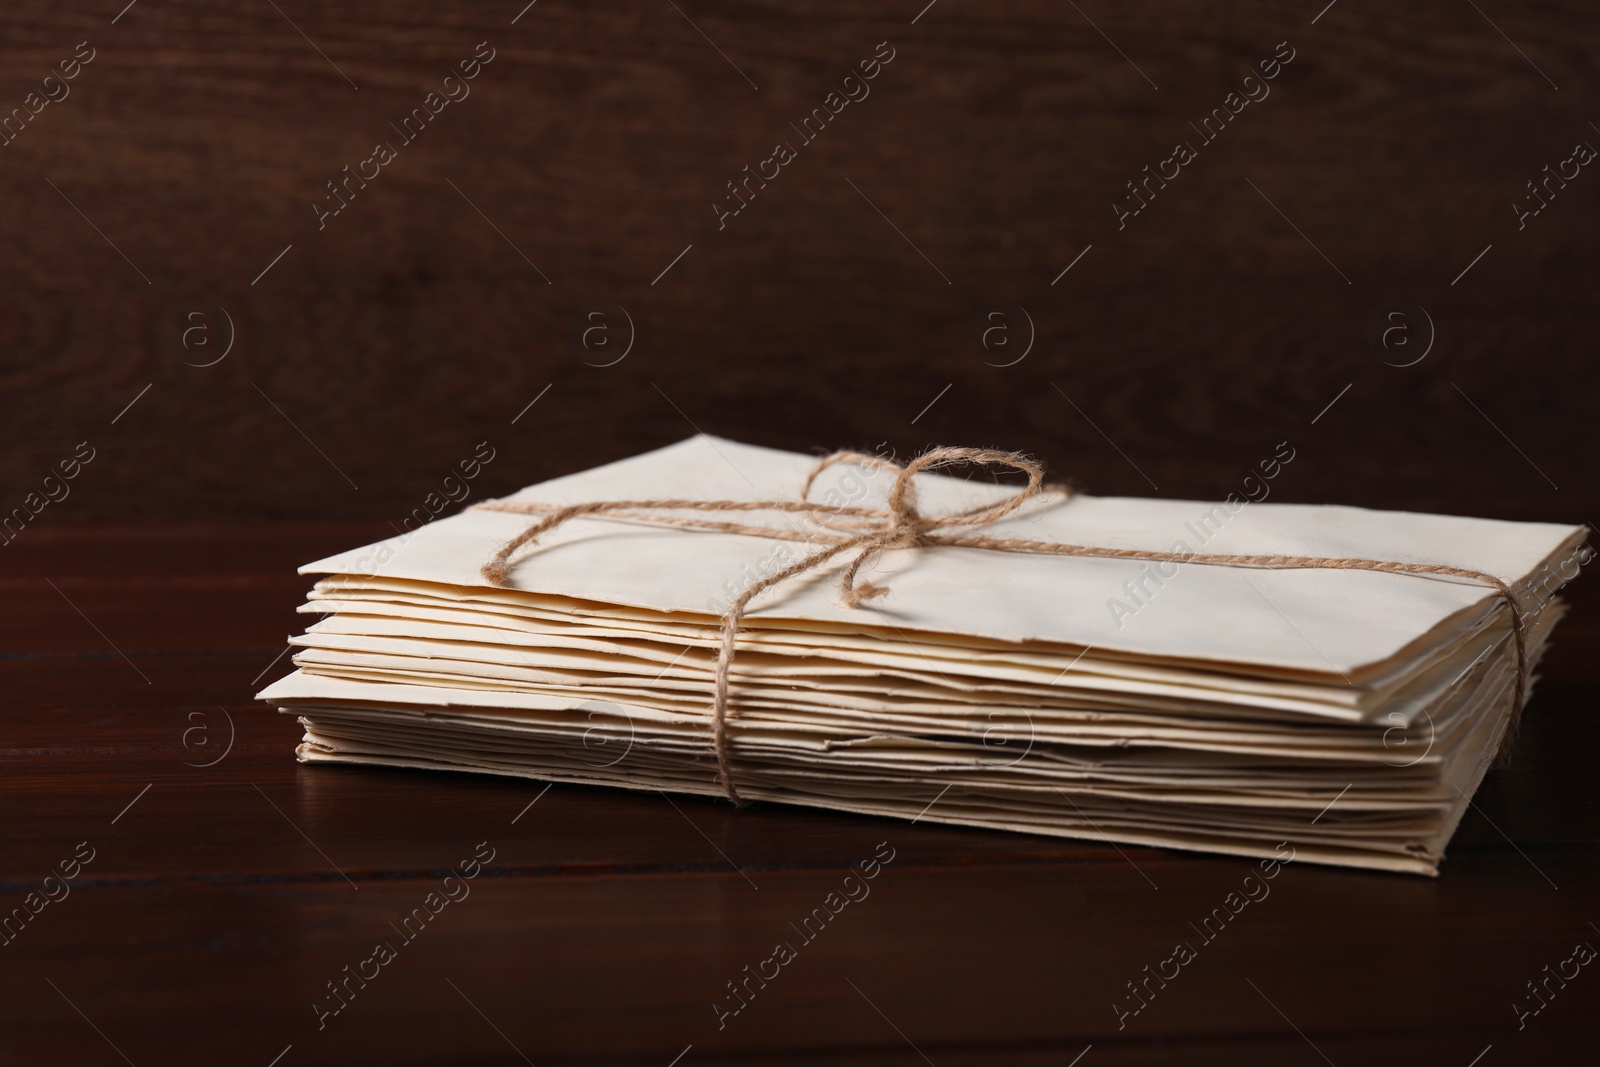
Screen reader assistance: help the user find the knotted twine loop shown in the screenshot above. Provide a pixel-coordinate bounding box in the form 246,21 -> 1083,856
472,447 -> 1530,806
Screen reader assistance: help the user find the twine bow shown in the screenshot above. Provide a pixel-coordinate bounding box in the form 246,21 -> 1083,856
473,446 -> 1529,805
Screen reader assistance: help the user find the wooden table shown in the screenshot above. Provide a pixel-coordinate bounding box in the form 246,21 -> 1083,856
2,523 -> 1595,1065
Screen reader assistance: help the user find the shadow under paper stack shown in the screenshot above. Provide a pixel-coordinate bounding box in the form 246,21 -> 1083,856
258,436 -> 1587,875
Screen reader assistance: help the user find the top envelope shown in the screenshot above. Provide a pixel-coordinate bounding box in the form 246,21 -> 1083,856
302,436 -> 1583,680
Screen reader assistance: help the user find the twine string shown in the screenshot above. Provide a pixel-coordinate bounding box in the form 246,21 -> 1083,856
473,447 -> 1529,805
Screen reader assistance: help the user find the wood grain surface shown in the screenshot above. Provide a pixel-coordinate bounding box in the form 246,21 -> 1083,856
0,1 -> 1593,526
1,1 -> 1597,1064
0,524 -> 1596,1065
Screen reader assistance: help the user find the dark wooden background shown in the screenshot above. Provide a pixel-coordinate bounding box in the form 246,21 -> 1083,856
2,0 -> 1594,523
2,1 -> 1597,1064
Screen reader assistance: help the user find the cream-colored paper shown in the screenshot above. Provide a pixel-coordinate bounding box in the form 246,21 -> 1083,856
298,435 -> 1582,677
259,435 -> 1586,875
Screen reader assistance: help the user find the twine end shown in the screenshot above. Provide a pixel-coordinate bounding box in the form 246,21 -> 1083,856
843,582 -> 889,608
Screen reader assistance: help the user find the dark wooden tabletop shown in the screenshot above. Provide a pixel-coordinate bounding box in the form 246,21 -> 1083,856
1,523 -> 1595,1065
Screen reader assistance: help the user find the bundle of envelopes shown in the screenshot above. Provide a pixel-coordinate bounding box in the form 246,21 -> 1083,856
259,436 -> 1586,875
